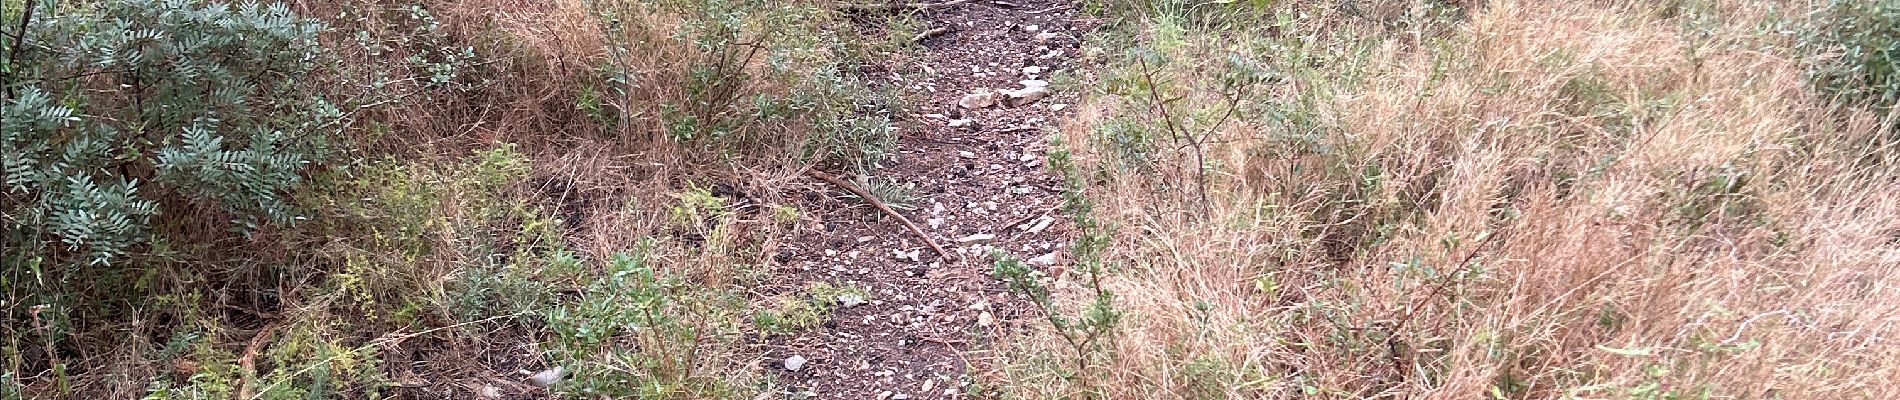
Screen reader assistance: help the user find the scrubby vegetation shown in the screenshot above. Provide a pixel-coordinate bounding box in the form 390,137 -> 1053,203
3,0 -> 895,398
987,0 -> 1900,398
3,0 -> 1897,398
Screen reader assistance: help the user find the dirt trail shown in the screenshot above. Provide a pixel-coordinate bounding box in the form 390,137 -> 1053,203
762,1 -> 1084,398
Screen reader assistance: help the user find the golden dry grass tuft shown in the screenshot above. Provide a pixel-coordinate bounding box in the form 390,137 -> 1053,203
989,0 -> 1900,398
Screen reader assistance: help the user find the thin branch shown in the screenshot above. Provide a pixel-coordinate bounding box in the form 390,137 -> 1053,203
839,0 -> 976,13
234,321 -> 282,400
4,0 -> 40,101
910,26 -> 952,43
807,170 -> 954,262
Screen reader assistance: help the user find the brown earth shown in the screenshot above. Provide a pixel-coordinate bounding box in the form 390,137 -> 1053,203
755,0 -> 1088,398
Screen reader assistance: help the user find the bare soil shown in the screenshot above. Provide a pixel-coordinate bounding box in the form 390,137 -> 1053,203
756,0 -> 1086,398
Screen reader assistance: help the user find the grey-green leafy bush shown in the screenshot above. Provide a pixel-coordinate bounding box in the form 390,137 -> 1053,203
1807,0 -> 1900,114
2,0 -> 337,267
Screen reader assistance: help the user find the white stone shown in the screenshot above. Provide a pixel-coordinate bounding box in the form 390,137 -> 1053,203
1001,86 -> 1051,107
958,90 -> 997,109
783,355 -> 808,371
955,233 -> 997,244
527,366 -> 564,388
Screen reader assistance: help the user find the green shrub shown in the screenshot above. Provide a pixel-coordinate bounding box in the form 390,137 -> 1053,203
1808,0 -> 1900,114
2,0 -> 338,267
588,0 -> 896,171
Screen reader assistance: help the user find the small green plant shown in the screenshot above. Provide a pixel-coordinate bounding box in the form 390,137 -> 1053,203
769,204 -> 801,226
753,282 -> 868,334
854,176 -> 919,211
587,0 -> 898,169
993,250 -> 1120,396
543,244 -> 742,398
1119,45 -> 1273,214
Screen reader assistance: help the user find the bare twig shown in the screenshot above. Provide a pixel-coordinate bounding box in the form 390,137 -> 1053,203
840,0 -> 975,12
807,170 -> 954,261
998,205 -> 1057,232
910,26 -> 952,43
234,322 -> 282,400
1025,4 -> 1067,14
4,0 -> 38,101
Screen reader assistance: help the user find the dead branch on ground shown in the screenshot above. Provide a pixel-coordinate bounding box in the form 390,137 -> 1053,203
807,170 -> 955,261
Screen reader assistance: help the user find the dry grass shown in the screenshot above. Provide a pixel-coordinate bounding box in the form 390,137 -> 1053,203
989,0 -> 1900,398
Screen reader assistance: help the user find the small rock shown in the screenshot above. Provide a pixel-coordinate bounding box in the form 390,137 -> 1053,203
968,301 -> 989,311
1028,252 -> 1058,265
923,113 -> 947,119
955,233 -> 997,244
977,311 -> 995,327
893,394 -> 911,400
479,384 -> 503,399
1001,86 -> 1051,108
927,217 -> 945,228
958,150 -> 977,158
922,379 -> 937,393
837,294 -> 866,308
1020,153 -> 1037,162
958,90 -> 997,109
527,366 -> 564,388
1033,31 -> 1061,43
947,118 -> 974,127
1020,79 -> 1049,88
1021,66 -> 1043,76
1050,103 -> 1068,112
783,355 -> 808,371
1021,24 -> 1040,32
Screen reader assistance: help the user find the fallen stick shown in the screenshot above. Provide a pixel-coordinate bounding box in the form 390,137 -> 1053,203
911,26 -> 952,43
807,170 -> 954,261
235,322 -> 281,400
840,0 -> 975,12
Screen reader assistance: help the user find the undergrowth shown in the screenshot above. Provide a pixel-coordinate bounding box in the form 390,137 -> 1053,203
987,0 -> 1900,399
1,0 -> 902,398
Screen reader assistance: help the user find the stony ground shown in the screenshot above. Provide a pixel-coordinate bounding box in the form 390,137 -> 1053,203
757,0 -> 1085,398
